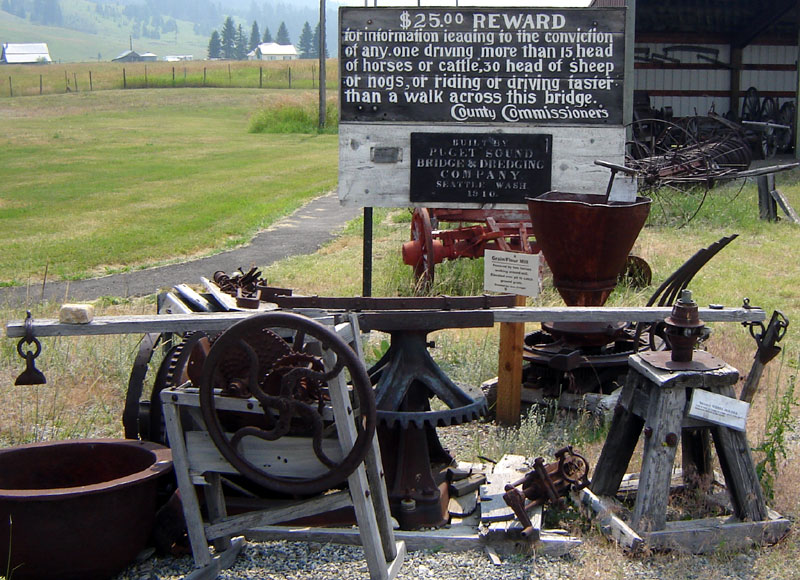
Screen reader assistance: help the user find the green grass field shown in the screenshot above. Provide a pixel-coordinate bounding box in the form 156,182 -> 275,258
0,59 -> 338,98
0,88 -> 338,285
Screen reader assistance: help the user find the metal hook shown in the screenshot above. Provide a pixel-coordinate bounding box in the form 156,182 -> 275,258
15,311 -> 47,386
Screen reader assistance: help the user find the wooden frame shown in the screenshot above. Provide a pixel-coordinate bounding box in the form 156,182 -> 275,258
160,315 -> 405,580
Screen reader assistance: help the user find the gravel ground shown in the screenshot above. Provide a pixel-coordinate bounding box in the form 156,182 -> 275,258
111,415 -> 798,580
116,535 -> 787,580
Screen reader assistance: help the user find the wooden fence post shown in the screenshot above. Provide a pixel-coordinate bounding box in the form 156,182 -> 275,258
145,65 -> 148,88
259,66 -> 263,88
203,67 -> 206,86
288,65 -> 292,88
496,295 -> 527,425
8,76 -> 11,97
758,175 -> 777,221
73,72 -> 78,92
89,71 -> 93,91
172,67 -> 175,86
123,68 -> 127,89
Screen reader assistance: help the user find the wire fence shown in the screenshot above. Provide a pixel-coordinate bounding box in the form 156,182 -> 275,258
1,59 -> 339,97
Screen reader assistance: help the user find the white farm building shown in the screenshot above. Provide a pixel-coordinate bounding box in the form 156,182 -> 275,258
248,43 -> 297,61
1,43 -> 52,64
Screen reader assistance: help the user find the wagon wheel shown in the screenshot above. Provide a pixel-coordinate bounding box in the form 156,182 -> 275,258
760,97 -> 778,122
741,87 -> 761,121
411,207 -> 435,292
626,119 -> 712,226
777,101 -> 796,152
198,312 -> 376,496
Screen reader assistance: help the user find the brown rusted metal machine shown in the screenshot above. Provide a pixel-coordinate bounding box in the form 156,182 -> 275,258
521,191 -> 652,395
402,207 -> 538,291
502,446 -> 589,537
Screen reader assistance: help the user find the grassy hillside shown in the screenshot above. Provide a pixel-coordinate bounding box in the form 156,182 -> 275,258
0,1 -> 210,62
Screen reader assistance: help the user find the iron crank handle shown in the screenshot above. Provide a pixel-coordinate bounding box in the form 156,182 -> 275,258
594,159 -> 637,176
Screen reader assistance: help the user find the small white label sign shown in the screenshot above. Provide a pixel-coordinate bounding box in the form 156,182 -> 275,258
687,389 -> 750,432
484,250 -> 541,297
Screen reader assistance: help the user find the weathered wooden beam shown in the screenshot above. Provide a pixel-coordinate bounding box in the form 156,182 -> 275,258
496,295 -> 526,425
6,306 -> 765,338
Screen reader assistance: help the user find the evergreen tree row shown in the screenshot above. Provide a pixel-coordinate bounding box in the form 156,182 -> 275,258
2,0 -> 63,26
207,17 -> 326,60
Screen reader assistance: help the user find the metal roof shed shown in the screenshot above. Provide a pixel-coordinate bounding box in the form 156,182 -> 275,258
1,43 -> 52,64
595,0 -> 800,156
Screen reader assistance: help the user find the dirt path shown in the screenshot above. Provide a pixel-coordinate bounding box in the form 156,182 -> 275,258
1,192 -> 360,308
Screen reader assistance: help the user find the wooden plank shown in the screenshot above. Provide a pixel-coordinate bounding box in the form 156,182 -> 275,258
161,396 -> 215,568
324,336 -> 397,580
338,124 -> 628,208
492,306 -> 764,324
572,488 -> 644,552
449,493 -> 478,518
590,375 -> 645,496
5,311 -> 333,337
631,381 -> 686,532
343,312 -> 398,565
184,431 -> 344,479
496,295 -> 526,425
771,187 -> 800,223
709,384 -> 768,522
6,307 -> 765,338
485,545 -> 503,566
643,514 -> 791,554
628,354 -> 740,390
204,492 -> 354,541
247,524 -> 580,555
480,455 -> 528,523
183,537 -> 246,580
450,474 -> 486,497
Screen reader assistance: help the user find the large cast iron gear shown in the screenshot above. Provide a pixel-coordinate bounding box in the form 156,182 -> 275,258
198,312 -> 376,495
370,330 -> 487,429
147,332 -> 209,444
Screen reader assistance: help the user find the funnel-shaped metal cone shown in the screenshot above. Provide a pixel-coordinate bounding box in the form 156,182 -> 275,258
527,192 -> 651,306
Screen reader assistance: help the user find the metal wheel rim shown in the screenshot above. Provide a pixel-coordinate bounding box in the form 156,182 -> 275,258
199,312 -> 376,495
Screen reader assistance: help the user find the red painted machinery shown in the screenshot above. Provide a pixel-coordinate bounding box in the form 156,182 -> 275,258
401,207 -> 539,290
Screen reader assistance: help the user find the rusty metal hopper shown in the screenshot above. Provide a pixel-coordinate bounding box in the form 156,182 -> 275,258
527,192 -> 651,307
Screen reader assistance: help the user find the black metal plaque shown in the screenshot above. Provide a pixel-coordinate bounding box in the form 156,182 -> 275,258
410,133 -> 552,204
340,7 -> 625,124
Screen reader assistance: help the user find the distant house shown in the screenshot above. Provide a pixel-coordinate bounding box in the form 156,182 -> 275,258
1,43 -> 52,64
164,55 -> 193,62
112,50 -> 157,63
247,43 -> 297,61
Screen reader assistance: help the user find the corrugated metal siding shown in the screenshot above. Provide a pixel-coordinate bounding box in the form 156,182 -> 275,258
635,43 -> 797,118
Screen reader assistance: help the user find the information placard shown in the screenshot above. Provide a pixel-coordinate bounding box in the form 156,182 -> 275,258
340,7 -> 625,124
484,250 -> 541,297
410,133 -> 552,203
687,389 -> 750,432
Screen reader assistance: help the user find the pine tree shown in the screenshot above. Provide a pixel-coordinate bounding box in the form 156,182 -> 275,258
207,30 -> 221,59
235,24 -> 247,60
221,16 -> 236,59
262,27 -> 273,43
249,21 -> 261,51
276,21 -> 290,45
297,21 -> 312,59
310,24 -> 319,59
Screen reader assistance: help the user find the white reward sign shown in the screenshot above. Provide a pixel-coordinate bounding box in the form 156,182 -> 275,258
484,250 -> 541,297
687,389 -> 750,432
